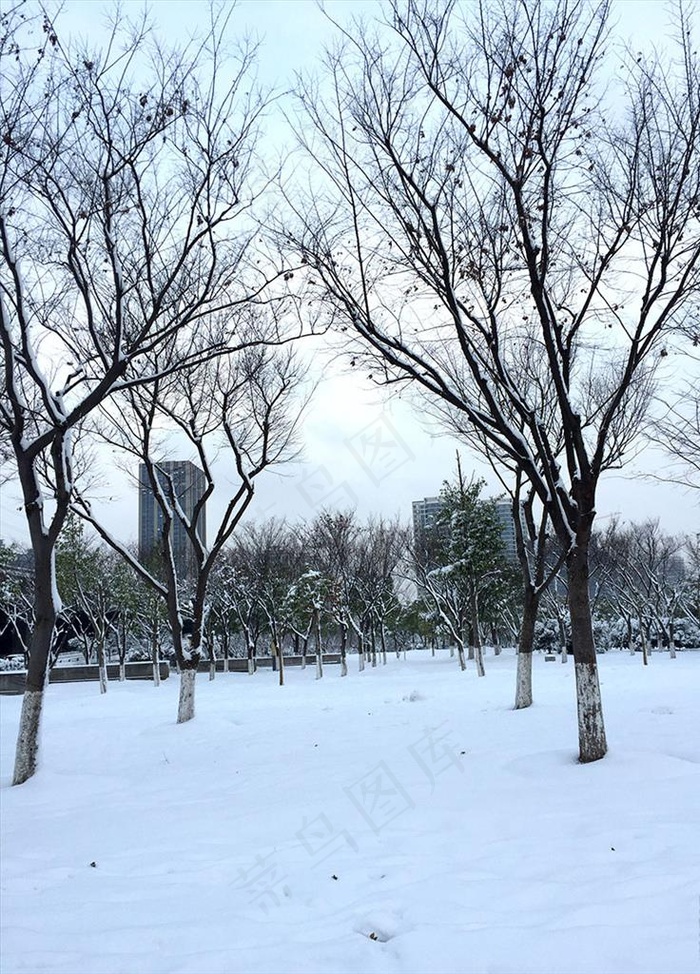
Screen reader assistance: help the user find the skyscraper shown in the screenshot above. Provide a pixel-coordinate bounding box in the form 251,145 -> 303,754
411,493 -> 517,559
138,460 -> 207,579
411,496 -> 445,550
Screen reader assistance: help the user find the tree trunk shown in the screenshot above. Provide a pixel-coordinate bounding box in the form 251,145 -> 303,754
314,610 -> 323,680
473,641 -> 486,677
272,638 -> 284,687
557,612 -> 568,663
567,542 -> 607,763
357,630 -> 365,671
339,623 -> 348,677
13,535 -> 57,786
247,638 -> 255,675
97,637 -> 108,694
515,584 -> 538,710
469,586 -> 482,664
639,615 -> 648,665
380,623 -> 387,665
151,623 -> 161,685
177,667 -> 196,723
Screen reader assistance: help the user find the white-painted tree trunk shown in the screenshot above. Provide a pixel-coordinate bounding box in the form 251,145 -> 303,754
514,649 -> 533,709
177,669 -> 196,723
13,689 -> 44,786
97,642 -> 108,695
474,642 -> 486,678
456,644 -> 466,671
574,661 -> 607,763
119,660 -> 126,682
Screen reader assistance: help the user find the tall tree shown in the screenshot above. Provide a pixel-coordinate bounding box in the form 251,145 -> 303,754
287,0 -> 700,761
76,347 -> 305,720
0,5 -> 297,782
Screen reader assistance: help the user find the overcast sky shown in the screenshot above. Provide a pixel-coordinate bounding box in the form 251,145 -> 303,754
1,0 -> 698,547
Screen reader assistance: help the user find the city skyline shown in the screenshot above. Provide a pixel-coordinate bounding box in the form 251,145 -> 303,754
138,461 -> 207,580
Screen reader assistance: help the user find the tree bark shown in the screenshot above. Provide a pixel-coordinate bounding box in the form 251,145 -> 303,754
177,667 -> 196,723
567,542 -> 607,763
97,637 -> 108,694
473,641 -> 486,678
314,610 -> 323,680
339,622 -> 348,677
13,531 -> 57,785
247,638 -> 255,675
515,585 -> 538,710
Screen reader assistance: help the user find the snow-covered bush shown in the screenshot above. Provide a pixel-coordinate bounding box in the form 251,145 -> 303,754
0,656 -> 25,671
534,618 -> 560,651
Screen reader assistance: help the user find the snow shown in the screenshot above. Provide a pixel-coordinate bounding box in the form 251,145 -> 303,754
1,649 -> 699,974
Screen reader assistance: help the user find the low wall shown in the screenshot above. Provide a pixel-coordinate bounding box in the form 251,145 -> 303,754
196,654 -> 343,673
0,661 -> 170,695
0,655 -> 348,693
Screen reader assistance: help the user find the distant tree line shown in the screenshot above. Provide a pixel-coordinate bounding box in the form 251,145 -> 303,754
3,506 -> 698,677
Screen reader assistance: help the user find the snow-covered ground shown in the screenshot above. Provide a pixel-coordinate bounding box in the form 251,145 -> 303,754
1,649 -> 699,974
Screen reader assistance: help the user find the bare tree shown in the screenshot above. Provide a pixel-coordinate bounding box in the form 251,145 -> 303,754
422,353 -> 567,707
0,6 -> 299,782
648,381 -> 700,489
286,0 -> 700,761
593,518 -> 688,662
304,509 -> 362,677
76,345 -> 305,720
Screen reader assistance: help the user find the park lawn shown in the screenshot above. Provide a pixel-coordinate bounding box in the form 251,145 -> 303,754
1,648 -> 699,974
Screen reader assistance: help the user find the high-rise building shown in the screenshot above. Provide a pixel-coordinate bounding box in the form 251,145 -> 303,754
411,493 -> 517,559
138,460 -> 206,579
494,500 -> 517,560
411,496 -> 444,549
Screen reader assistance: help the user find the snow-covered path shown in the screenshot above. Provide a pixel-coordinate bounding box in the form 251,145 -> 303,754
1,650 -> 699,974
